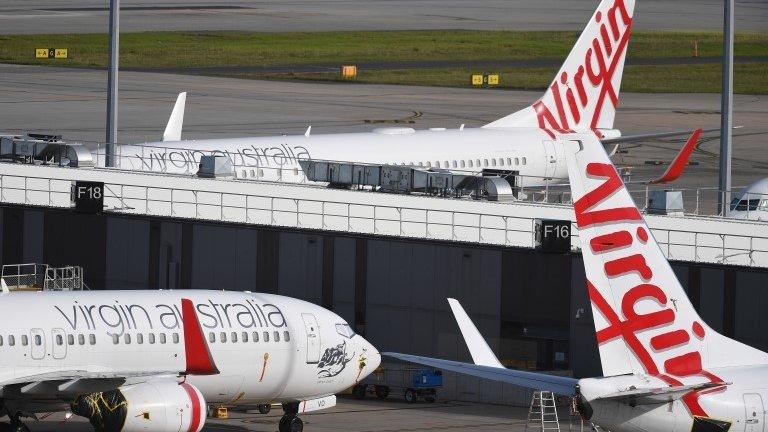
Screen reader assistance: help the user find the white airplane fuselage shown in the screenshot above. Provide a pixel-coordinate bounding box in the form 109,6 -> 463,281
108,127 -> 569,187
581,366 -> 768,432
0,290 -> 379,407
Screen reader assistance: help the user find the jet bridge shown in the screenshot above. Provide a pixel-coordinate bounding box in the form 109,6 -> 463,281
0,133 -> 94,168
299,160 -> 519,201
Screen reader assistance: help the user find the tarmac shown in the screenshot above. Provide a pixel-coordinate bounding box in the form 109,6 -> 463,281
24,397 -> 564,432
0,0 -> 766,34
1,63 -> 767,212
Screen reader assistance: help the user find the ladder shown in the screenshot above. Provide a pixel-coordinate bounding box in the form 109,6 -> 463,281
525,390 -> 561,432
568,396 -> 584,432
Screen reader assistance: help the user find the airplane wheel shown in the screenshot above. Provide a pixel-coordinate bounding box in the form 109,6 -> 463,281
257,404 -> 271,414
374,385 -> 389,400
278,415 -> 303,432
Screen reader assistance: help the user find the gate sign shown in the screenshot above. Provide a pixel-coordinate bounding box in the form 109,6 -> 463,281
72,181 -> 104,213
535,219 -> 571,253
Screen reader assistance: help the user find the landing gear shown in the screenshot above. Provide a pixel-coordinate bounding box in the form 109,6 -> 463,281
279,402 -> 303,432
257,403 -> 271,414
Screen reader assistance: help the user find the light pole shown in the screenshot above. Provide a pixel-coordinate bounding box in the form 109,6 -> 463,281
106,0 -> 119,167
718,0 -> 734,216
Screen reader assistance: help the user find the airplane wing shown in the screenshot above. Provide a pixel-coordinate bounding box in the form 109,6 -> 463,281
447,298 -> 504,368
383,352 -> 578,396
595,381 -> 729,405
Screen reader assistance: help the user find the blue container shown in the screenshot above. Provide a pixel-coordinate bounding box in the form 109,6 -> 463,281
411,369 -> 443,388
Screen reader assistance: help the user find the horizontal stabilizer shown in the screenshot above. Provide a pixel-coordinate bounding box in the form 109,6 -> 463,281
383,352 -> 578,396
602,127 -> 720,144
597,381 -> 728,405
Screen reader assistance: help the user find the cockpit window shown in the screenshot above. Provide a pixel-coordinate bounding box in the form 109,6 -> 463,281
731,198 -> 761,212
336,323 -> 355,339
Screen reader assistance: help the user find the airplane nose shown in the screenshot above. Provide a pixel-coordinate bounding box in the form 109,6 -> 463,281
358,337 -> 381,379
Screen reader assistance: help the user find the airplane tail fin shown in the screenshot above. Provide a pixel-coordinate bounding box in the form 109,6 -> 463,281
564,134 -> 768,381
483,0 -> 634,137
162,92 -> 187,142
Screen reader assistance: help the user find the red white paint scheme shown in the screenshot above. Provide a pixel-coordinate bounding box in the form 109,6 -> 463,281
0,289 -> 380,432
107,0 -> 651,188
386,133 -> 768,432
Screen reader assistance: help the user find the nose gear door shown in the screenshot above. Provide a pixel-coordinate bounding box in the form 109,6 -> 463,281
302,313 -> 321,364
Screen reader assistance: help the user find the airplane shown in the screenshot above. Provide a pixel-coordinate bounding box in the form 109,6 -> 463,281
384,132 -> 768,432
0,286 -> 380,432
100,0 -> 702,188
729,178 -> 768,221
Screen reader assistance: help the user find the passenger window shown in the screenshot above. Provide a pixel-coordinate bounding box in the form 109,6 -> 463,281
22,335 -> 28,346
250,170 -> 256,178
124,334 -> 131,345
68,334 -> 75,345
460,160 -> 466,168
491,159 -> 497,167
426,161 -> 432,168
434,161 -> 440,168
242,332 -> 249,343
263,332 -> 270,342
56,335 -> 63,346
522,157 -> 527,165
231,332 -> 238,343
483,159 -> 489,167
160,333 -> 167,344
172,333 -> 180,344
78,334 -> 85,345
34,335 -> 42,346
258,169 -> 264,178
476,159 -> 481,167
253,332 -> 259,342
220,332 -> 227,343
452,160 -> 457,168
284,331 -> 290,342
89,334 -> 96,345
468,160 -> 473,168
8,335 -> 15,346
418,162 -> 423,167
498,158 -> 504,166
443,161 -> 449,168
112,334 -> 119,345
274,331 -> 280,342
137,334 -> 144,344
515,157 -> 520,165
149,333 -> 156,344
507,158 -> 512,165
209,332 -> 216,343
0,335 -> 3,346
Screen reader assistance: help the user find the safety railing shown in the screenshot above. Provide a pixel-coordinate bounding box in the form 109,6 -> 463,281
1,170 -> 767,268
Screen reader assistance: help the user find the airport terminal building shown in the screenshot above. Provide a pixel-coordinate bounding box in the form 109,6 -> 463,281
1,157 -> 767,405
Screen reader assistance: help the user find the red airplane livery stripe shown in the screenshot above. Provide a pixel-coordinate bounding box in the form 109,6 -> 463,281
181,382 -> 202,432
576,161 -> 724,418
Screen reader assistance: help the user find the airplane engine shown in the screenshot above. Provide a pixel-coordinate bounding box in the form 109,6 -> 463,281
72,380 -> 206,432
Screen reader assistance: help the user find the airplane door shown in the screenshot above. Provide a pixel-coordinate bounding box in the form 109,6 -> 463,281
542,140 -> 558,178
51,328 -> 67,359
302,313 -> 321,364
30,328 -> 46,360
745,393 -> 765,432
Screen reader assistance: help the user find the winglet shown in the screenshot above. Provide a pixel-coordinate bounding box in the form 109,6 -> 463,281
447,298 -> 504,368
181,298 -> 219,375
162,92 -> 187,142
648,128 -> 701,184
304,125 -> 312,137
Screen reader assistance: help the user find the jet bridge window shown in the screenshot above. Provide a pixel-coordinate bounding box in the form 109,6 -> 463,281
731,198 -> 761,211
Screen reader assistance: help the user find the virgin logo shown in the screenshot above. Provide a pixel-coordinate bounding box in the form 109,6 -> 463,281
576,162 -> 725,417
535,0 -> 632,139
